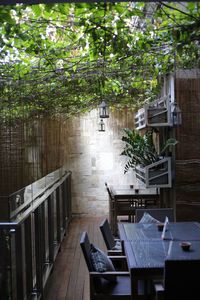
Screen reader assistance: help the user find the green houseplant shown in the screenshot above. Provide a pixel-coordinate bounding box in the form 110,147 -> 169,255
120,128 -> 178,174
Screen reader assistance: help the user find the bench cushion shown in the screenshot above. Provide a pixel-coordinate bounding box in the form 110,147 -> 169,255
90,244 -> 117,282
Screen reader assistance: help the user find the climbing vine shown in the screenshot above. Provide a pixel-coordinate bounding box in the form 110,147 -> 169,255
0,2 -> 199,121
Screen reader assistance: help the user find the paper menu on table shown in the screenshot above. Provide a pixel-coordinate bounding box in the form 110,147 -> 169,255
161,216 -> 169,240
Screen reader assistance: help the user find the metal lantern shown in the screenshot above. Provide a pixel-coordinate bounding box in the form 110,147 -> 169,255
99,101 -> 109,118
171,102 -> 182,126
98,119 -> 105,132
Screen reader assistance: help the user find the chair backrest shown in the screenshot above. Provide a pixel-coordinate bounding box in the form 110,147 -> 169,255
164,258 -> 200,299
80,231 -> 94,271
105,182 -> 114,201
99,218 -> 115,250
135,208 -> 174,223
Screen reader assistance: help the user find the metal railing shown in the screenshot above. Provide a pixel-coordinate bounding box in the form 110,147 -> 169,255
0,168 -> 72,299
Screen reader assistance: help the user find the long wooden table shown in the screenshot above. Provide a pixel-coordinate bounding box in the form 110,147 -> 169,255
118,222 -> 200,300
110,185 -> 159,200
110,185 -> 160,235
118,221 -> 200,241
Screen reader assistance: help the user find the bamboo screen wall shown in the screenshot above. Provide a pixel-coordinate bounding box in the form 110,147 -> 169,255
175,70 -> 200,221
0,63 -> 71,198
0,117 -> 69,197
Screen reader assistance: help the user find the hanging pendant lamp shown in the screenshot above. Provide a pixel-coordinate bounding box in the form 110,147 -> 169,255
98,119 -> 106,132
171,102 -> 182,126
99,101 -> 109,118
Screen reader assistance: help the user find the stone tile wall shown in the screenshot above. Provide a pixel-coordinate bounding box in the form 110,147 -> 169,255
65,108 -> 136,216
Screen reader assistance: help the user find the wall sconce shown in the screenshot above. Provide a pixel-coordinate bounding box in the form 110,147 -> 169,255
99,101 -> 109,118
171,102 -> 182,126
98,119 -> 105,132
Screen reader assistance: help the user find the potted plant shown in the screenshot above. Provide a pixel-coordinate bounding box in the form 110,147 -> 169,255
120,128 -> 178,174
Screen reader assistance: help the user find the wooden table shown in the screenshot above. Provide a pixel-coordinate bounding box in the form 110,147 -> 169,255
110,185 -> 159,200
118,221 -> 200,241
110,185 -> 160,235
118,222 -> 200,300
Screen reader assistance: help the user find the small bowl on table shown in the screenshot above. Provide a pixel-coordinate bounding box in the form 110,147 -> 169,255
180,241 -> 191,251
157,223 -> 164,232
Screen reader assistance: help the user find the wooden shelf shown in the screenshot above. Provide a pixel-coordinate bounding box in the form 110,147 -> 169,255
135,157 -> 172,188
135,95 -> 173,130
146,95 -> 172,127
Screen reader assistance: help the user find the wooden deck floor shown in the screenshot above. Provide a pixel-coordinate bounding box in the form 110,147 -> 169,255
44,216 -> 107,300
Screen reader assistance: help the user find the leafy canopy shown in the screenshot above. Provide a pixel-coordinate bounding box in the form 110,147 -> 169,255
0,2 -> 199,121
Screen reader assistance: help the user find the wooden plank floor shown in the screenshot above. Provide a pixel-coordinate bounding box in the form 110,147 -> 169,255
44,216 -> 107,300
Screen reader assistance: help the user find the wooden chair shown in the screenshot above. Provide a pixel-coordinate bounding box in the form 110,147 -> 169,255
105,182 -> 115,234
99,218 -> 123,255
80,231 -> 131,300
154,258 -> 200,300
105,182 -> 135,235
135,208 -> 174,223
115,198 -> 136,223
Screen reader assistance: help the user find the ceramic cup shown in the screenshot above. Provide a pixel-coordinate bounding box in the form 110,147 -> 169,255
180,241 -> 191,251
157,223 -> 164,232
